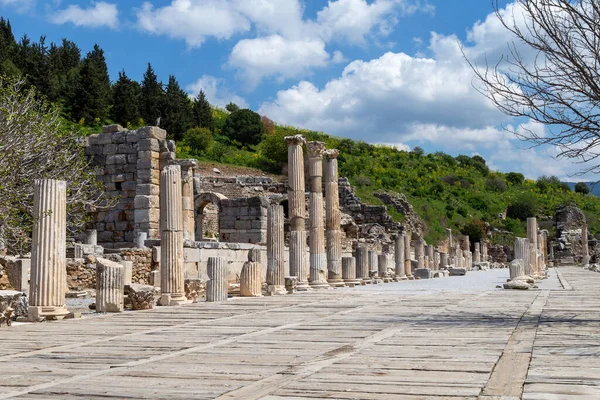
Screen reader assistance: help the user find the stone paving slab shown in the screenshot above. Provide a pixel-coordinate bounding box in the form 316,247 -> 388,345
0,267 -> 597,399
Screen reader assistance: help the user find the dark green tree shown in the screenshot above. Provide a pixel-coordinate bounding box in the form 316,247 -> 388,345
111,70 -> 141,126
184,127 -> 213,154
225,102 -> 239,113
222,108 -> 264,146
192,89 -> 213,130
48,39 -> 81,102
575,182 -> 591,195
70,44 -> 111,123
140,63 -> 163,125
0,18 -> 19,76
505,172 -> 525,186
161,74 -> 193,140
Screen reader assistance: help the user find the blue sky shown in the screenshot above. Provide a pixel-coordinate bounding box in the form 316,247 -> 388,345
0,0 -> 592,180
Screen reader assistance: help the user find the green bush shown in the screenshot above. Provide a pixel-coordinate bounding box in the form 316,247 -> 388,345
462,219 -> 487,245
506,193 -> 538,220
222,109 -> 264,146
506,172 -> 525,186
485,176 -> 507,192
575,182 -> 591,195
184,127 -> 213,155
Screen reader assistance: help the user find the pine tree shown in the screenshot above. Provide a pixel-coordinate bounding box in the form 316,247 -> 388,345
70,44 -> 111,123
192,89 -> 213,130
48,39 -> 81,101
0,18 -> 20,76
140,63 -> 163,125
161,74 -> 193,140
111,70 -> 141,126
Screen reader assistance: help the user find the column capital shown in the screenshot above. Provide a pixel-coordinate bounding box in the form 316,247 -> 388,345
306,141 -> 326,158
324,149 -> 340,159
284,134 -> 306,146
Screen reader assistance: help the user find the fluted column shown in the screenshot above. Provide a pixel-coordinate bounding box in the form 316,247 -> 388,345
426,245 -> 434,269
207,257 -> 227,302
267,204 -> 286,295
440,252 -> 448,269
342,257 -> 361,286
28,179 -> 69,321
324,149 -> 344,287
368,250 -> 378,277
473,243 -> 481,263
404,233 -> 413,279
159,165 -> 187,306
307,141 -> 329,288
96,258 -> 125,313
415,239 -> 425,269
240,249 -> 263,297
395,234 -> 406,280
446,229 -> 453,256
582,223 -> 590,266
285,135 -> 309,290
356,245 -> 370,283
527,217 -> 538,274
515,237 -> 531,276
180,160 -> 197,241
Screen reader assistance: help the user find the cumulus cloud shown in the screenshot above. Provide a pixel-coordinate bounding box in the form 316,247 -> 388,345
186,75 -> 248,109
51,2 -> 119,29
0,0 -> 35,13
228,35 -> 331,89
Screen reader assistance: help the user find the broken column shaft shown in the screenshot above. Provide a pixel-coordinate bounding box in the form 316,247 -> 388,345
324,149 -> 344,287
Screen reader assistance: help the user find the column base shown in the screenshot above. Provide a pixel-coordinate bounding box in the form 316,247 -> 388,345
327,279 -> 346,288
394,275 -> 408,281
309,280 -> 332,289
296,281 -> 312,291
362,277 -> 374,284
406,275 -> 415,280
158,293 -> 190,306
343,279 -> 362,287
266,285 -> 287,296
27,305 -> 69,322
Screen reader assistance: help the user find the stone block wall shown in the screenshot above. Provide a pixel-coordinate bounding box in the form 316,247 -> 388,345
85,125 -> 175,248
219,197 -> 269,244
120,248 -> 154,285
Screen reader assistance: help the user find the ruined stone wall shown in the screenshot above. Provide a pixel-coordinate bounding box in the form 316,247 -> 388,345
219,197 -> 269,244
85,125 -> 175,249
120,248 -> 154,285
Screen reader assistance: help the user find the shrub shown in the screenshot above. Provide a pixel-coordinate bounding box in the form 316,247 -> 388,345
184,127 -> 213,155
505,172 -> 525,185
462,219 -> 487,244
506,193 -> 538,220
222,109 -> 264,146
575,182 -> 591,195
485,176 -> 507,192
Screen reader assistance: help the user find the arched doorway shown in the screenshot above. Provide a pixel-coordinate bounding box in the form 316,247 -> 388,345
194,192 -> 227,241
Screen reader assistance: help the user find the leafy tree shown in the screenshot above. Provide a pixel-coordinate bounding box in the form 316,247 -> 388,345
225,102 -> 239,113
192,89 -> 213,130
462,219 -> 487,245
0,77 -> 110,254
140,63 -> 163,125
261,115 -> 275,135
575,182 -> 591,195
505,172 -> 525,186
485,176 -> 507,192
70,44 -> 110,123
258,130 -> 288,165
412,146 -> 424,156
111,70 -> 141,126
48,39 -> 81,102
0,18 -> 19,77
222,108 -> 264,146
471,0 -> 600,175
184,127 -> 213,155
161,74 -> 193,140
506,193 -> 538,220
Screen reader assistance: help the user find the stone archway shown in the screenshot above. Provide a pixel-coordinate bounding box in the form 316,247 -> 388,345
194,192 -> 227,241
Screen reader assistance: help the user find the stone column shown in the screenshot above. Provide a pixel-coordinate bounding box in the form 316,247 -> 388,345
179,160 -> 197,241
96,258 -> 125,313
482,242 -> 488,262
440,252 -> 448,269
455,244 -> 462,268
473,243 -> 481,263
285,135 -> 309,290
426,245 -> 435,269
356,245 -> 370,283
462,235 -> 471,252
395,234 -> 406,280
404,234 -> 413,279
446,228 -> 453,256
514,238 -> 531,276
324,149 -> 344,287
526,217 -> 538,273
159,165 -> 187,306
433,251 -> 440,271
28,179 -> 69,321
206,256 -> 227,302
415,239 -> 425,269
368,250 -> 379,276
240,249 -> 263,297
267,204 -> 286,295
378,253 -> 390,281
582,223 -> 590,266
342,257 -> 361,286
306,141 -> 329,288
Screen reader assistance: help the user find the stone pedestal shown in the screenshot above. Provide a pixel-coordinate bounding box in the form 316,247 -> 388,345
404,234 -> 413,279
28,179 -> 69,321
240,249 -> 263,297
324,149 -> 344,287
307,141 -> 330,289
159,165 -> 188,306
285,135 -> 309,290
96,258 -> 125,313
509,259 -> 525,280
356,245 -> 370,283
342,257 -> 361,286
206,257 -> 227,302
267,205 -> 286,295
394,234 -> 406,280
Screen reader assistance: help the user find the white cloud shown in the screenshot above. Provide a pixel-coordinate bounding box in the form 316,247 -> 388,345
51,2 -> 118,29
136,0 -> 251,47
186,75 -> 248,109
0,0 -> 35,13
228,35 -> 330,89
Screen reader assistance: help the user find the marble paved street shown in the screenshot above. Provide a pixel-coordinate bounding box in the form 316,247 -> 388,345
0,267 -> 598,399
